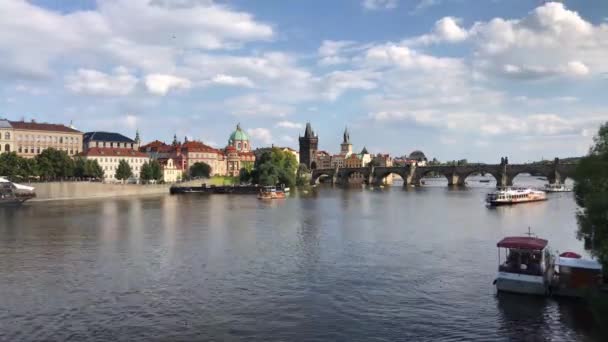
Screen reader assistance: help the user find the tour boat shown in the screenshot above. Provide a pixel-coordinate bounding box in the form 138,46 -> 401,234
0,177 -> 36,205
486,187 -> 547,206
494,236 -> 554,296
258,186 -> 286,200
544,183 -> 572,193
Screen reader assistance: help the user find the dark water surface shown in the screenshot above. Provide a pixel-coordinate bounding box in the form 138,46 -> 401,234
0,177 -> 603,341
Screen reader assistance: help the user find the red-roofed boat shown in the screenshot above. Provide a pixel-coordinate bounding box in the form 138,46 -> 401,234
494,235 -> 554,295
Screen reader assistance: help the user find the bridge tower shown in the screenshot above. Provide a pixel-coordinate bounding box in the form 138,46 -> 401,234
299,122 -> 318,169
340,126 -> 352,156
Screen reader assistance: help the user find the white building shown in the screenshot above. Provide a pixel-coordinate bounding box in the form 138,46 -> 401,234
81,147 -> 149,183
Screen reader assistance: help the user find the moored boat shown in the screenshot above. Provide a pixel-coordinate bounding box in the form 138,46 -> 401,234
486,187 -> 547,206
0,177 -> 36,205
494,236 -> 554,296
258,186 -> 286,200
544,183 -> 572,193
550,252 -> 603,298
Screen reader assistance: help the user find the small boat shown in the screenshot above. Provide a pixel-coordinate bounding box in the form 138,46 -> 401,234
0,177 -> 36,205
479,179 -> 491,183
486,187 -> 547,206
544,183 -> 572,193
494,235 -> 554,296
550,252 -> 603,298
258,186 -> 286,200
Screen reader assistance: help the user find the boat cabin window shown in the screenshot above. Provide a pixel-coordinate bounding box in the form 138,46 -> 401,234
499,248 -> 543,276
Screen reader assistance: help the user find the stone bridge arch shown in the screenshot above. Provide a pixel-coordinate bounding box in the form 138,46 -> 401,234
372,167 -> 411,186
338,167 -> 372,185
310,169 -> 336,185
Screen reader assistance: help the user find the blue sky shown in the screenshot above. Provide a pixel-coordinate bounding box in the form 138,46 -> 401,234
1,0 -> 608,163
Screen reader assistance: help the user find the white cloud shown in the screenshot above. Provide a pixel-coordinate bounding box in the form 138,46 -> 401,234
276,121 -> 303,129
124,114 -> 138,130
211,74 -> 254,88
227,95 -> 294,117
323,70 -> 377,101
0,0 -> 274,79
247,128 -> 273,144
364,43 -> 463,71
145,74 -> 191,95
318,40 -> 356,66
412,0 -> 441,13
65,67 -> 138,96
407,17 -> 468,45
362,0 -> 398,10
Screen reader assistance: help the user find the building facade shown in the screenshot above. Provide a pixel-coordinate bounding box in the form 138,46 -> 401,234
0,119 -> 13,154
299,122 -> 318,169
159,157 -> 182,183
81,147 -> 149,182
0,119 -> 83,158
340,127 -> 353,156
139,124 -> 255,177
83,131 -> 139,151
315,151 -> 332,169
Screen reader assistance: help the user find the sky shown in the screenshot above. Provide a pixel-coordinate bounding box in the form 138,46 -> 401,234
1,0 -> 608,163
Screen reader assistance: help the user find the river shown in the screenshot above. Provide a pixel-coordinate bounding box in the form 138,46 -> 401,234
0,175 -> 602,341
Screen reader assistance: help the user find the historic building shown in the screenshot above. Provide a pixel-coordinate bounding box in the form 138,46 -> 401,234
83,131 -> 139,151
139,124 -> 255,177
315,151 -> 332,169
80,147 -> 149,182
158,157 -> 182,183
340,126 -> 353,156
299,122 -> 318,169
0,119 -> 13,154
0,119 -> 83,158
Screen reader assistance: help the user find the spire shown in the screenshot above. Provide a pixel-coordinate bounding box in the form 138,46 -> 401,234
343,126 -> 350,144
361,146 -> 368,154
236,123 -> 241,131
135,129 -> 141,144
184,136 -> 188,143
304,122 -> 313,138
172,133 -> 178,146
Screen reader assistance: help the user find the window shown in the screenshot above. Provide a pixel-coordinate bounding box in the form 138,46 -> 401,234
4,132 -> 9,140
59,137 -> 63,144
18,146 -> 22,153
4,144 -> 9,152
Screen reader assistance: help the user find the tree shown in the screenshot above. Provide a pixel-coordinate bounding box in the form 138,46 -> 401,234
35,148 -> 74,180
87,160 -> 104,180
574,122 -> 608,269
296,163 -> 310,186
140,161 -> 153,182
239,168 -> 252,183
115,160 -> 133,182
251,148 -> 298,187
190,162 -> 211,178
0,152 -> 23,179
150,160 -> 162,181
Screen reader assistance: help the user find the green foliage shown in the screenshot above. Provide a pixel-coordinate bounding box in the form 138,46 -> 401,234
0,152 -> 39,180
296,163 -> 310,186
190,162 -> 211,178
574,122 -> 608,269
74,158 -> 104,180
140,161 -> 153,182
428,158 -> 441,166
251,148 -> 298,187
239,168 -> 252,183
150,160 -> 162,181
115,159 -> 133,181
35,148 -> 74,180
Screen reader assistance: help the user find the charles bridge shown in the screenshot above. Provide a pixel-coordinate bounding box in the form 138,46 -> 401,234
310,158 -> 576,187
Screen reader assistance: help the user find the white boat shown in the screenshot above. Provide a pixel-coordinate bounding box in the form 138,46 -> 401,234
494,236 -> 554,296
486,187 -> 547,206
544,183 -> 572,193
0,177 -> 36,205
550,252 -> 603,297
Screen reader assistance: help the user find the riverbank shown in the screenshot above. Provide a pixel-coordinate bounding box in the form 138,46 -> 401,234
26,182 -> 171,201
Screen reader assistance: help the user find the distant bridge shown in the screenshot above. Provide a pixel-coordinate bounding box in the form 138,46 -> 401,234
310,159 -> 576,187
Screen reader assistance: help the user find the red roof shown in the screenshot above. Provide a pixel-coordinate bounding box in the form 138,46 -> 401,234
181,141 -> 221,153
497,237 -> 548,250
82,147 -> 149,158
140,140 -> 167,149
10,120 -> 81,133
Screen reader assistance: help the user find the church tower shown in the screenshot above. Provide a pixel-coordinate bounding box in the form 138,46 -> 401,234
299,122 -> 318,169
340,126 -> 352,156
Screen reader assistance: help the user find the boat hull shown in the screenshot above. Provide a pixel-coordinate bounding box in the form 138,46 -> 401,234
487,198 -> 547,206
495,273 -> 547,296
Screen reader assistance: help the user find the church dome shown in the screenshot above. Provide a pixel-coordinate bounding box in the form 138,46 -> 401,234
228,123 -> 249,143
409,150 -> 427,161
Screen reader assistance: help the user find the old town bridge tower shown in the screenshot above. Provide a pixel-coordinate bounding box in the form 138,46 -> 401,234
299,122 -> 318,169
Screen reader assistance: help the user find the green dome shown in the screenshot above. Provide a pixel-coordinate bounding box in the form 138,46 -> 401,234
229,123 -> 249,143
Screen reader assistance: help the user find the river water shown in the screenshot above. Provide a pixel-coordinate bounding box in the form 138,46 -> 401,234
0,176 -> 603,341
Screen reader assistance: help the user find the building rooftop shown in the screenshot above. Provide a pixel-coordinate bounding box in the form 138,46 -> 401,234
0,119 -> 12,129
84,131 -> 135,143
82,147 -> 148,158
9,120 -> 81,133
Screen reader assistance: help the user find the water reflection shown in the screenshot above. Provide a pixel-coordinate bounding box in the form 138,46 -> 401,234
0,176 -> 602,341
